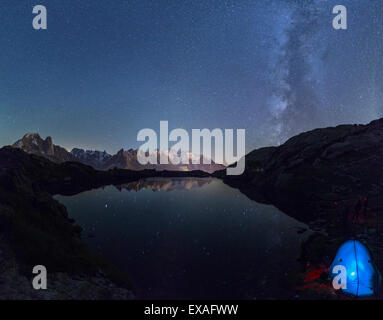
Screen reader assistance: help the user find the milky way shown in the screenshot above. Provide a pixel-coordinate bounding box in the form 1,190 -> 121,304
0,0 -> 382,153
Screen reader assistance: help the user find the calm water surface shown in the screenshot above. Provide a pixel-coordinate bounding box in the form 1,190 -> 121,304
56,178 -> 310,299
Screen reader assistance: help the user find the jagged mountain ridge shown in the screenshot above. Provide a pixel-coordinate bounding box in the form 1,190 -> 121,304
71,148 -> 112,170
12,133 -> 225,173
12,133 -> 76,163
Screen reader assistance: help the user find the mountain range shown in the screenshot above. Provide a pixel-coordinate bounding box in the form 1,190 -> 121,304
12,133 -> 225,173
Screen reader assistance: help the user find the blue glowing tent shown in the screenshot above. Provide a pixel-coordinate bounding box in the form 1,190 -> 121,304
330,240 -> 379,297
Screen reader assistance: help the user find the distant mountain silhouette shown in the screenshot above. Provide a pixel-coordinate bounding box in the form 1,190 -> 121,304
12,133 -> 225,173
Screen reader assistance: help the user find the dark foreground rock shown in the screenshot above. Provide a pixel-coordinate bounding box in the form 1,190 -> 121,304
218,118 -> 383,229
0,239 -> 134,300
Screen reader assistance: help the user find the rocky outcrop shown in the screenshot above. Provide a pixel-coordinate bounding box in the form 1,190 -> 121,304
103,148 -> 142,170
219,118 -> 383,225
12,133 -> 75,163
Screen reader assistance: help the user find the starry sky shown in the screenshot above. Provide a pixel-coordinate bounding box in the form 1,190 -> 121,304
1,0 -> 382,153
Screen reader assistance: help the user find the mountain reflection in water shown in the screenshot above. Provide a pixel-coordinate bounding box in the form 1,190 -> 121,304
55,178 -> 310,299
115,177 -> 213,192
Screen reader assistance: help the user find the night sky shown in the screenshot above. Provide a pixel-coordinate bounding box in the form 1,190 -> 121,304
1,0 -> 382,153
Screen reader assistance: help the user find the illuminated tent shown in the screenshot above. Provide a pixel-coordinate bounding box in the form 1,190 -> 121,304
330,240 -> 380,297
